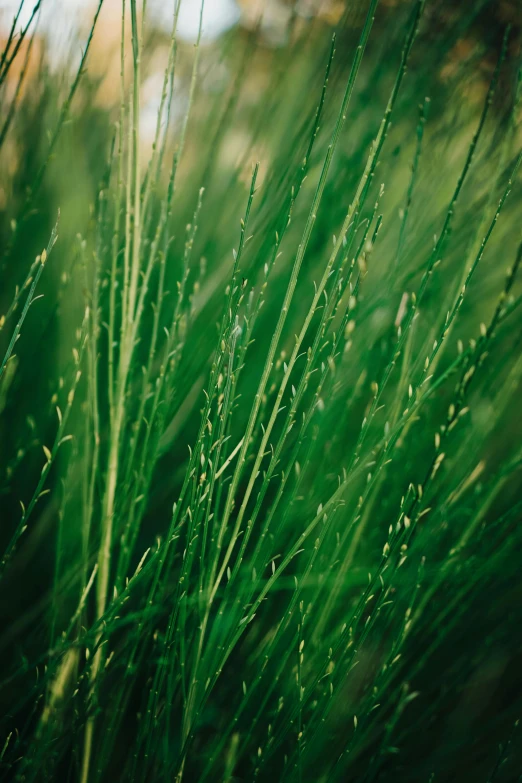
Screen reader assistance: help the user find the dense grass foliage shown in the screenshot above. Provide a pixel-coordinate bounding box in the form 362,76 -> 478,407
1,1 -> 521,781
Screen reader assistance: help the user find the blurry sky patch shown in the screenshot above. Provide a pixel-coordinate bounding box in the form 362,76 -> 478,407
0,0 -> 241,44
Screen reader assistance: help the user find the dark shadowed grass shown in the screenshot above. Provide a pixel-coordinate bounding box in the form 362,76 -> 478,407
0,0 -> 522,781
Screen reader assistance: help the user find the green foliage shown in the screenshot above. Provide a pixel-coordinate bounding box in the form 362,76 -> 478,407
0,1 -> 521,781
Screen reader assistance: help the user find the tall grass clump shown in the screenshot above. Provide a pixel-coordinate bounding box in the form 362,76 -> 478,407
1,0 -> 522,780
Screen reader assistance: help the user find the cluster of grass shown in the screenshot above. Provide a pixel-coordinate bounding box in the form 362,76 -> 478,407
1,0 -> 522,781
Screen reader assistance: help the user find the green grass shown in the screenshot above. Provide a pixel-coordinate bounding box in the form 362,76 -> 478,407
1,0 -> 522,781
